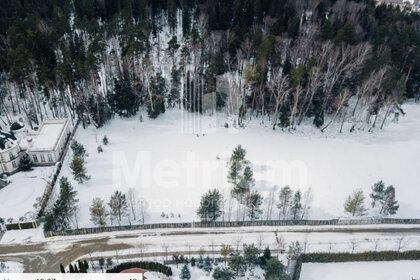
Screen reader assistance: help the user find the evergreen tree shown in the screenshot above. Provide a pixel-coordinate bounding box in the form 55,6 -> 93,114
102,135 -> 108,145
180,264 -> 191,280
243,244 -> 259,267
246,190 -> 263,220
202,256 -> 213,273
290,190 -> 303,220
212,267 -> 235,280
107,78 -> 139,118
60,264 -> 66,273
197,189 -> 223,222
370,181 -> 399,215
147,72 -> 166,119
228,254 -> 246,277
260,247 -> 272,266
90,197 -> 108,226
70,155 -> 90,184
277,186 -> 293,220
71,141 -> 87,158
108,191 -> 128,225
48,177 -> 79,231
344,189 -> 367,217
264,258 -> 289,280
19,154 -> 33,171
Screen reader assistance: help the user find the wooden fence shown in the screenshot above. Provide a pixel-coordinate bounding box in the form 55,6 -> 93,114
45,218 -> 420,237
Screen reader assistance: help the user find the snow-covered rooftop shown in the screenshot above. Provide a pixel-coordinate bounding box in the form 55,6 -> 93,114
28,119 -> 68,152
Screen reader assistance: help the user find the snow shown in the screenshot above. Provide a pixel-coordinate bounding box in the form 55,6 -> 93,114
0,228 -> 45,245
0,166 -> 55,221
29,120 -> 67,151
300,260 -> 420,280
0,261 -> 24,273
54,102 -> 420,228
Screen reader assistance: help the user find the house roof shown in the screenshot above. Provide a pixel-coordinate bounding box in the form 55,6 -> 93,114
0,131 -> 17,151
28,119 -> 68,152
120,268 -> 148,274
10,122 -> 25,131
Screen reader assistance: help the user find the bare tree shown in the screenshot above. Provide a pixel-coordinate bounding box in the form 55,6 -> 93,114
349,239 -> 359,253
127,188 -> 138,221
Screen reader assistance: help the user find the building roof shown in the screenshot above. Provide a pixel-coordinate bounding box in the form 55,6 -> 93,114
120,268 -> 148,273
10,122 -> 25,131
0,131 -> 17,151
28,119 -> 68,152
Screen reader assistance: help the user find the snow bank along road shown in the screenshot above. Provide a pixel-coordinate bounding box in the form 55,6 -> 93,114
1,224 -> 420,272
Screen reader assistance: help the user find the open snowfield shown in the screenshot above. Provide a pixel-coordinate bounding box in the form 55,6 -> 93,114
54,102 -> 420,228
0,261 -> 24,273
300,260 -> 420,280
0,166 -> 55,221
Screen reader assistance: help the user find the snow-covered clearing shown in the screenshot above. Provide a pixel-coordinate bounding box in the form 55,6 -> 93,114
0,261 -> 24,273
0,166 -> 55,221
55,102 -> 420,228
300,260 -> 420,280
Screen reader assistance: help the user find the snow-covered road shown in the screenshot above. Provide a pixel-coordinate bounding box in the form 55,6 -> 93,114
1,224 -> 420,272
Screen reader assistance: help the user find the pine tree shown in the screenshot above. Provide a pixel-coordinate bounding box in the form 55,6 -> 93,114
69,264 -> 75,273
180,264 -> 191,280
370,181 -> 399,215
246,190 -> 263,220
228,254 -> 246,277
90,198 -> 108,226
197,189 -> 223,222
202,256 -> 213,273
344,189 -> 367,217
49,177 -> 79,231
108,191 -> 128,225
71,155 -> 90,184
147,72 -> 166,119
60,264 -> 66,273
277,186 -> 293,220
102,135 -> 108,145
264,258 -> 288,280
243,244 -> 259,266
107,78 -> 139,118
290,190 -> 303,220
213,267 -> 235,280
71,141 -> 87,158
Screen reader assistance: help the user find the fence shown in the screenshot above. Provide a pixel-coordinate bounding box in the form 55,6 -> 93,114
44,218 -> 420,237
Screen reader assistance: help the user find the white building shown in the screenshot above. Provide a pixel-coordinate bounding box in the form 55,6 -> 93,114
0,130 -> 23,175
27,119 -> 70,165
0,119 -> 70,176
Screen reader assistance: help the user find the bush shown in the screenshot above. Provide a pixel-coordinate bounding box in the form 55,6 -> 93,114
102,136 -> 108,145
19,154 -> 33,171
97,146 -> 103,153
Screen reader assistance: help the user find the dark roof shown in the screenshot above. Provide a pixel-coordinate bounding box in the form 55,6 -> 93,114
0,131 -> 17,150
10,122 -> 24,131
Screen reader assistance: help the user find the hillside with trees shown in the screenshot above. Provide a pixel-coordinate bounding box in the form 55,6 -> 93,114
0,0 -> 419,131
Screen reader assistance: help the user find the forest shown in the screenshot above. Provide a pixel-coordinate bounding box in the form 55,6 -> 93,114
0,0 -> 419,132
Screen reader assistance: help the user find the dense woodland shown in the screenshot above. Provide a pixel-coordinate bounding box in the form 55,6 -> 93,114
0,0 -> 419,131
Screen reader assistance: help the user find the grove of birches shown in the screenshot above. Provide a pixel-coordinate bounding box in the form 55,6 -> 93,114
0,0 -> 419,131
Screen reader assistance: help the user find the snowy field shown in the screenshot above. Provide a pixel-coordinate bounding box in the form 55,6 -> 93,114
300,260 -> 420,280
0,261 -> 24,273
0,166 -> 55,221
53,102 -> 420,228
